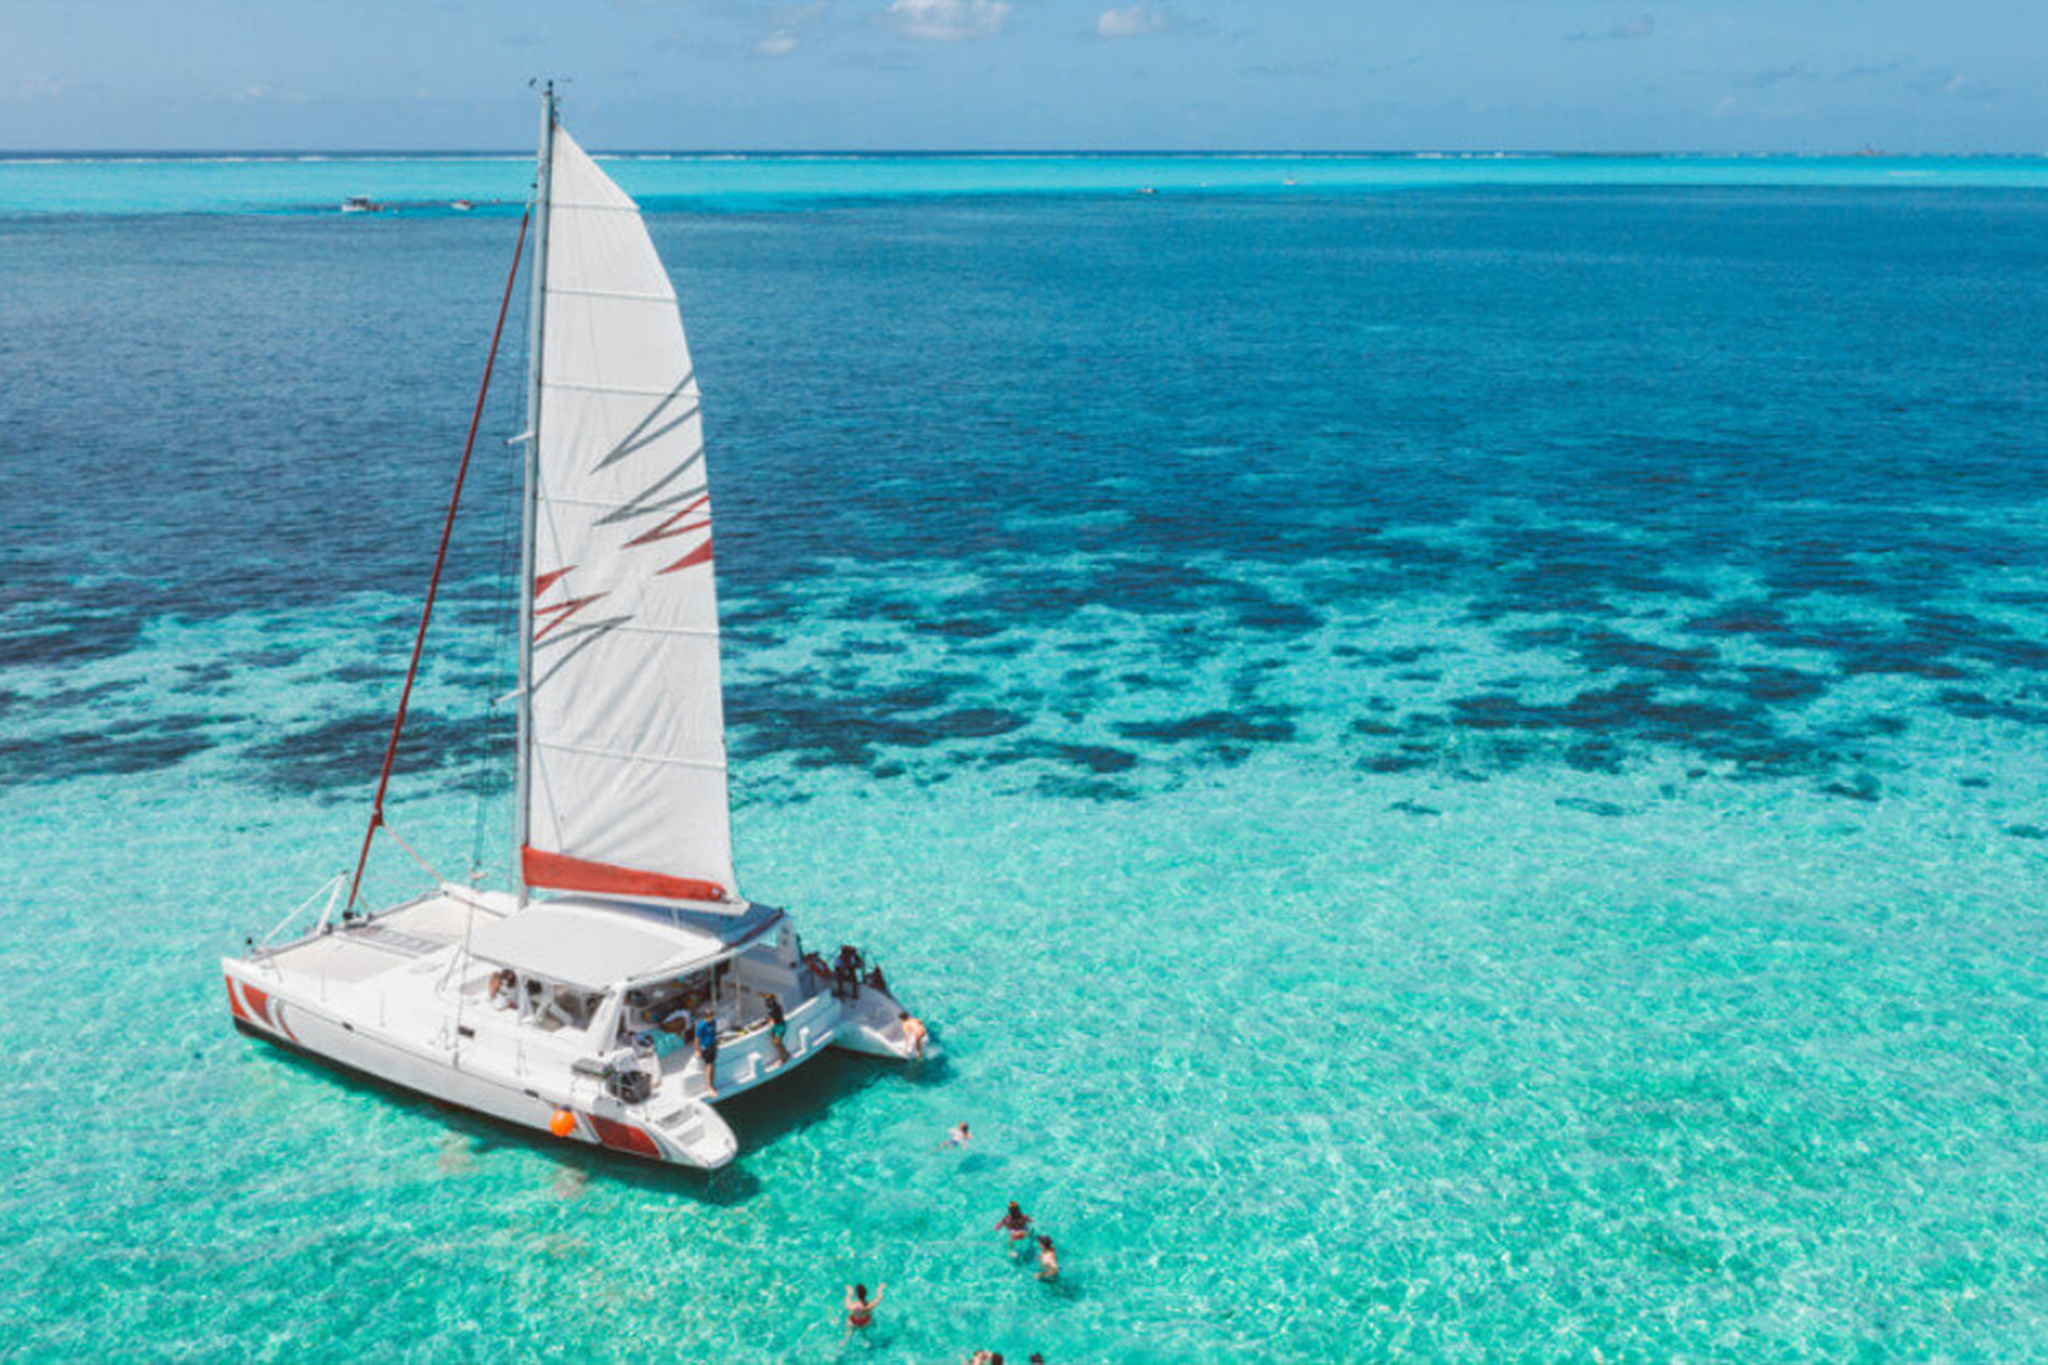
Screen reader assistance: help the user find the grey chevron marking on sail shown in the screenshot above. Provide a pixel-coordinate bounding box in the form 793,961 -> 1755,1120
530,612 -> 636,693
596,455 -> 708,528
592,372 -> 700,474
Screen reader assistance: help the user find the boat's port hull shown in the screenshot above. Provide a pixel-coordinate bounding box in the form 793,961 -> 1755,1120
223,966 -> 736,1169
228,1017 -> 696,1167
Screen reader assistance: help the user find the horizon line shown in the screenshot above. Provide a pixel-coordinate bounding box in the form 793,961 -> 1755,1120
5,147 -> 2045,160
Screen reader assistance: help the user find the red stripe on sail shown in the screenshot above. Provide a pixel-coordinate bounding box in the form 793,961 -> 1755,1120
587,1114 -> 663,1160
659,538 -> 714,575
534,566 -> 574,595
522,846 -> 726,903
624,495 -> 710,548
534,590 -> 607,641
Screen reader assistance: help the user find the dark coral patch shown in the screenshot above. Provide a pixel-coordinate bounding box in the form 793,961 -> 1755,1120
728,680 -> 1027,770
234,647 -> 305,669
1821,773 -> 1884,803
1576,631 -> 1716,676
7,613 -> 147,668
1115,708 -> 1297,745
1556,796 -> 1627,817
1937,689 -> 2048,726
244,709 -> 509,796
1725,665 -> 1830,706
914,617 -> 1007,640
1439,682 -> 1835,777
1685,602 -> 1791,637
1034,774 -> 1137,802
985,740 -> 1139,776
0,715 -> 216,786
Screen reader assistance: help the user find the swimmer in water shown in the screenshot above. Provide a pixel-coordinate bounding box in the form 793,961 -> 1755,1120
941,1122 -> 970,1149
995,1201 -> 1032,1250
843,1282 -> 883,1345
1035,1234 -> 1060,1281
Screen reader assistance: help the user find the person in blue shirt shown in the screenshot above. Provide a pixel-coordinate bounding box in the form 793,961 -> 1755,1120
694,1011 -> 720,1096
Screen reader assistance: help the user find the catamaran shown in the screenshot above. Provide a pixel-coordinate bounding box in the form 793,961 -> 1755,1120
223,87 -> 926,1171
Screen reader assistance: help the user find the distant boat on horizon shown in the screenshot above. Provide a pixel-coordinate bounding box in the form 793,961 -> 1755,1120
340,195 -> 382,213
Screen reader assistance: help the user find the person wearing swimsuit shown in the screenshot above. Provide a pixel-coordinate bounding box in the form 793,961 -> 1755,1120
763,992 -> 789,1065
995,1201 -> 1032,1254
1035,1235 -> 1060,1282
899,1011 -> 928,1060
843,1282 -> 882,1344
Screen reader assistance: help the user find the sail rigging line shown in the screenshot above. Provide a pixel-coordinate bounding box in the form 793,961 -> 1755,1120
467,388 -> 529,886
379,819 -> 448,886
344,206 -> 532,916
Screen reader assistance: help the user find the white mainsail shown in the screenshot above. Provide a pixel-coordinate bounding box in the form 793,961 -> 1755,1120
519,126 -> 737,906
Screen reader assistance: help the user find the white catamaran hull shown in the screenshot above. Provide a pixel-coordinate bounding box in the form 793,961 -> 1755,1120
223,965 -> 717,1164
223,888 -> 927,1171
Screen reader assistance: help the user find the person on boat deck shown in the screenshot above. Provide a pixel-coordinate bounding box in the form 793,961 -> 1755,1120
486,969 -> 517,1010
1035,1235 -> 1060,1282
899,1011 -> 928,1060
694,1010 -> 719,1096
834,944 -> 865,1000
763,992 -> 789,1065
996,1201 -> 1033,1248
842,1283 -> 883,1344
803,951 -> 833,992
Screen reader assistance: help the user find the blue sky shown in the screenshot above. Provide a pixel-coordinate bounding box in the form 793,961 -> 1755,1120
2,0 -> 2042,153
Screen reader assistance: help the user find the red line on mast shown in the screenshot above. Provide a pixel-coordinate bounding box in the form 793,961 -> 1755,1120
346,208 -> 531,914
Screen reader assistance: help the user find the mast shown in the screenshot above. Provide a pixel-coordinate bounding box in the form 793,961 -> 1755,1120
513,80 -> 555,907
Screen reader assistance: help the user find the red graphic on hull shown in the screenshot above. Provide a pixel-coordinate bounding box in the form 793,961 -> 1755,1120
226,976 -> 299,1042
586,1114 -> 663,1159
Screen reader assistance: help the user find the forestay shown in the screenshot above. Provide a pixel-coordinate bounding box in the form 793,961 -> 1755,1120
521,128 -> 737,907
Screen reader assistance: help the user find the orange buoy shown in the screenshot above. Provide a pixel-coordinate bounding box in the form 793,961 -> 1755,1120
549,1108 -> 576,1138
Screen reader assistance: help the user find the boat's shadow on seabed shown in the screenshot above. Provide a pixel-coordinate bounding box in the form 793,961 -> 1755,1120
261,1042 -> 934,1206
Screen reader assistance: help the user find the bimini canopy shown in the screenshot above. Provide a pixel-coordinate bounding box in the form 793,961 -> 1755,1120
467,896 -> 779,992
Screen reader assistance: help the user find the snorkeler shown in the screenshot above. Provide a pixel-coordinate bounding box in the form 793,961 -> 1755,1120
843,1282 -> 884,1344
995,1201 -> 1033,1248
1035,1235 -> 1060,1282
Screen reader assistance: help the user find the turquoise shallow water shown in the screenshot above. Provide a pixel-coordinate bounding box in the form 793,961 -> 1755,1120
3,167 -> 2047,1361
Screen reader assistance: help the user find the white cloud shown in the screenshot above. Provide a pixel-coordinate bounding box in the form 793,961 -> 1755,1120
751,3 -> 826,59
1096,3 -> 1168,38
883,0 -> 1010,42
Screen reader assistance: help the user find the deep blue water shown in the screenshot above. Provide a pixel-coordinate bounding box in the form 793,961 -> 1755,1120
3,179 -> 2047,1361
